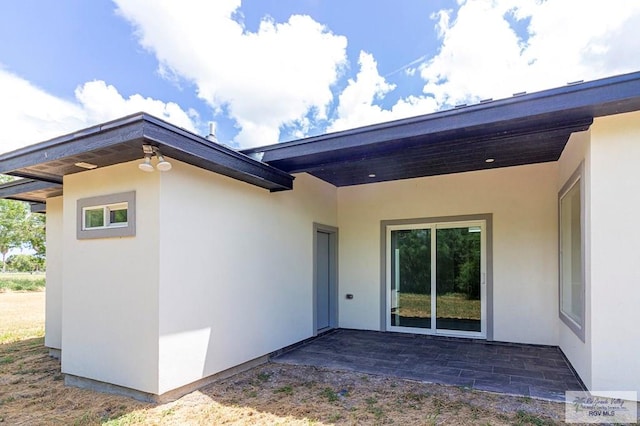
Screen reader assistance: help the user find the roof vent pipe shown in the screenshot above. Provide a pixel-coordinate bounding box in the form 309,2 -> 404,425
207,122 -> 218,144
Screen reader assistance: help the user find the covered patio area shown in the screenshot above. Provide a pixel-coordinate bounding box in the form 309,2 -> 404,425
272,329 -> 585,402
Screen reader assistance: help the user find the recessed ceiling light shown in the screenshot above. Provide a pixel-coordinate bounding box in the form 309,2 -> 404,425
485,158 -> 495,163
75,162 -> 98,169
368,173 -> 376,178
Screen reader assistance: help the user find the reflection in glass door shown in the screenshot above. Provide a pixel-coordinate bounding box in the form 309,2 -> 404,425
436,226 -> 482,333
388,221 -> 486,338
390,228 -> 431,328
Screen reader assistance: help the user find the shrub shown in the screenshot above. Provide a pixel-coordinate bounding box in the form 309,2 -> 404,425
0,276 -> 45,292
5,254 -> 45,273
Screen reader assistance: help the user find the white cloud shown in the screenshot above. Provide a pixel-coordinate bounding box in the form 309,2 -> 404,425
0,68 -> 85,154
329,0 -> 640,134
329,51 -> 437,133
329,51 -> 395,132
522,0 -> 640,78
0,69 -> 196,155
404,67 -> 417,77
420,0 -> 640,107
75,80 -> 198,132
6,0 -> 638,156
420,1 -> 527,106
114,0 -> 347,148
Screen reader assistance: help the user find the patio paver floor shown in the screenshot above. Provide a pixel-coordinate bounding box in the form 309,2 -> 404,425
272,329 -> 585,402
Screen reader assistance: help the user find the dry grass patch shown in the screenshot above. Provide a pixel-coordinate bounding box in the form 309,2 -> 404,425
1,292 -> 569,425
0,291 -> 45,344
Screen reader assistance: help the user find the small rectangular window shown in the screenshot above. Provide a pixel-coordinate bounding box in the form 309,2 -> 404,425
77,192 -> 135,239
559,165 -> 585,341
82,203 -> 128,230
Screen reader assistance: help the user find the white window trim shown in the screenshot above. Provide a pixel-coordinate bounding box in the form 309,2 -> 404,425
82,202 -> 129,230
77,191 -> 136,239
558,163 -> 586,342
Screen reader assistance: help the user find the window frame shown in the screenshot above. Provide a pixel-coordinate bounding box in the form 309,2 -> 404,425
82,202 -> 128,230
380,214 -> 494,340
77,191 -> 136,239
558,163 -> 585,341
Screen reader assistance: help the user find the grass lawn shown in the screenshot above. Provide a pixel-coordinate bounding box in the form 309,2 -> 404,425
397,292 -> 480,320
0,272 -> 46,292
0,292 -> 568,425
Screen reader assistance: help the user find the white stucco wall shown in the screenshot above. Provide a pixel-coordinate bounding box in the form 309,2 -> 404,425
557,130 -> 592,389
61,161 -> 161,394
54,157 -> 336,395
337,162 -> 559,345
45,196 -> 63,350
44,109 -> 640,398
589,111 -> 640,396
156,163 -> 337,393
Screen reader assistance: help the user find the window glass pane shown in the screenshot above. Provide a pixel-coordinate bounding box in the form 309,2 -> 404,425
436,227 -> 481,332
560,181 -> 582,325
110,208 -> 128,224
390,229 -> 431,328
84,208 -> 104,228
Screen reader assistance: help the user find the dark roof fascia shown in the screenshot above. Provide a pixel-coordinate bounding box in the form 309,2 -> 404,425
0,114 -> 147,183
243,71 -> 640,163
139,115 -> 294,191
0,179 -> 62,203
0,113 -> 294,191
30,202 -> 46,213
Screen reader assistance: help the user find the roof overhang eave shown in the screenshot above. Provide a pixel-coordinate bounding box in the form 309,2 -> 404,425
0,113 -> 294,193
243,70 -> 640,168
0,179 -> 63,203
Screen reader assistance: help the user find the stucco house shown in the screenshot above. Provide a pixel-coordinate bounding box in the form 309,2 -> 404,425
1,71 -> 639,402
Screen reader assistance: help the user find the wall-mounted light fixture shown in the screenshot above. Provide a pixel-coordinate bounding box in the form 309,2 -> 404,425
139,145 -> 155,172
138,145 -> 172,172
155,150 -> 172,171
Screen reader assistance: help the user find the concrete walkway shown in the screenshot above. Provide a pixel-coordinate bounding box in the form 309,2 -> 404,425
272,329 -> 585,401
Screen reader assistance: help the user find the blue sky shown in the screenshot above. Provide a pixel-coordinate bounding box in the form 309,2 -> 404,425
1,0 -> 639,153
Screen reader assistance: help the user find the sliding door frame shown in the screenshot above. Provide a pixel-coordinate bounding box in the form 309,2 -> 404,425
380,214 -> 493,340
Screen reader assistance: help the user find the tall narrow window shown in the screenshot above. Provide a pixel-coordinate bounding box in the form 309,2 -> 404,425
559,167 -> 584,340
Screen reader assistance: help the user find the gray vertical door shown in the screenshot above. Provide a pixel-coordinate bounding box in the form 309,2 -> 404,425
316,231 -> 331,330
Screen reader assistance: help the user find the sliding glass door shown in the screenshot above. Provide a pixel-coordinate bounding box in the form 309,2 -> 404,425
388,220 -> 486,338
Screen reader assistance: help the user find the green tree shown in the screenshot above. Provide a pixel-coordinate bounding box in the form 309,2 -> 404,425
436,228 -> 480,300
393,229 -> 431,294
395,227 -> 481,300
6,253 -> 45,272
0,175 -> 46,272
27,212 -> 46,259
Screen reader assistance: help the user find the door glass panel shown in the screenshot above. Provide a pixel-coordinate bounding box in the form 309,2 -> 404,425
390,229 -> 431,328
435,227 -> 481,332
